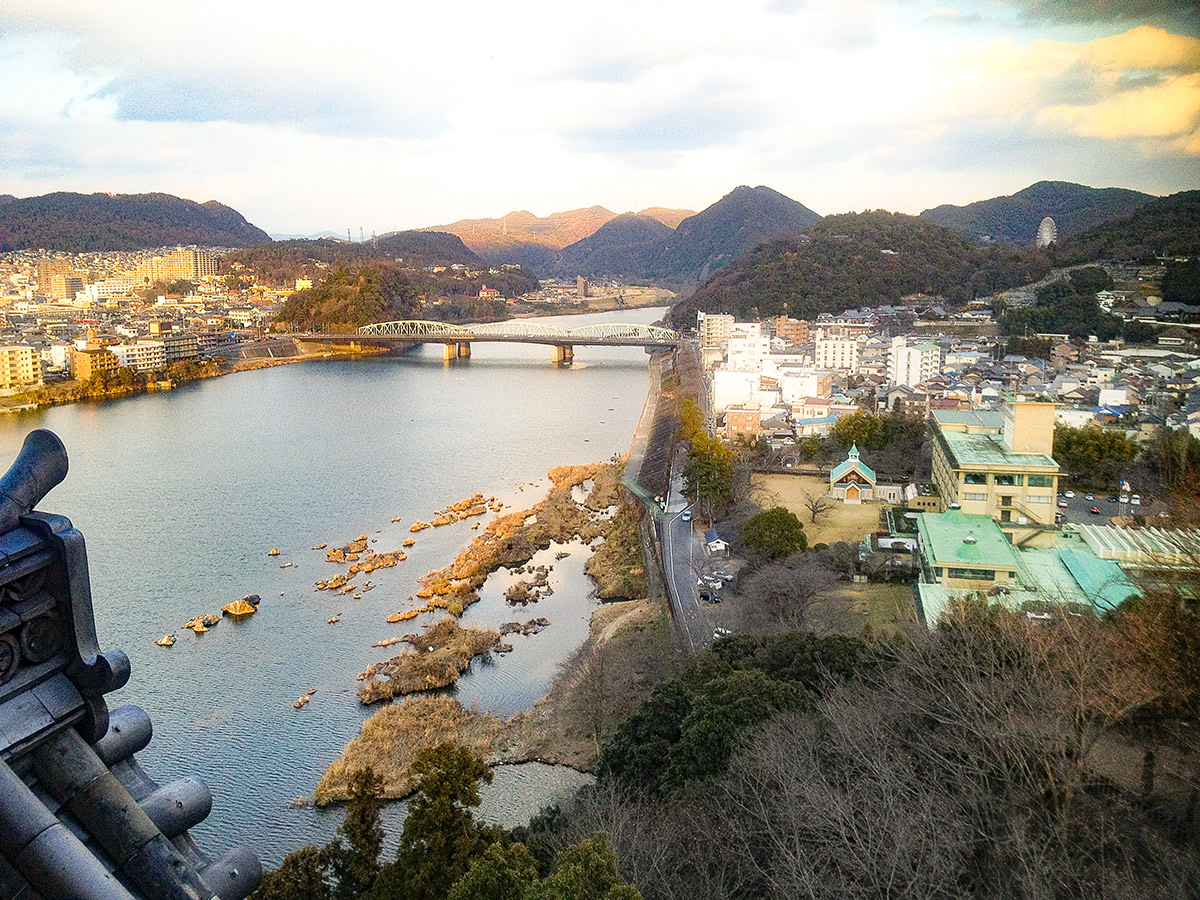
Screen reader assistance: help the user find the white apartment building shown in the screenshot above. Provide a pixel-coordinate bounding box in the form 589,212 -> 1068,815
888,336 -> 942,387
697,313 -> 734,349
815,338 -> 859,371
726,331 -> 771,372
780,371 -> 834,404
79,280 -> 132,306
109,341 -> 167,372
0,346 -> 44,393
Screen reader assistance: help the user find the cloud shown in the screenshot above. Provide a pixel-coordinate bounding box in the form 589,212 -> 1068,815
987,0 -> 1200,32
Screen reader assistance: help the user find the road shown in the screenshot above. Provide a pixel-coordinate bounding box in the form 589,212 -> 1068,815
659,456 -> 712,652
1055,490 -> 1157,525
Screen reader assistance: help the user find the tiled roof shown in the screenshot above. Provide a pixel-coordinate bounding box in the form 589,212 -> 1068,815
0,430 -> 260,900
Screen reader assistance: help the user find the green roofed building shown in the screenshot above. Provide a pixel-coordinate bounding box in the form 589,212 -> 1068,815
931,401 -> 1060,539
916,509 -> 1020,590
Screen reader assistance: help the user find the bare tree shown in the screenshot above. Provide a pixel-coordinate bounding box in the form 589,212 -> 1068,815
739,554 -> 839,629
803,488 -> 835,524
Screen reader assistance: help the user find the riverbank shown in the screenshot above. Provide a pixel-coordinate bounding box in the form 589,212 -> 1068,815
314,594 -> 668,804
313,457 -> 668,805
0,359 -> 227,412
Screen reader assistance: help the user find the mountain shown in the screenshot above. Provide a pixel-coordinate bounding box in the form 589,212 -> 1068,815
1057,190 -> 1200,263
225,231 -> 487,286
269,230 -> 344,241
0,191 -> 270,251
558,214 -> 674,279
669,210 -> 1051,328
552,185 -> 822,283
635,207 -> 694,229
920,181 -> 1155,246
648,185 -> 822,282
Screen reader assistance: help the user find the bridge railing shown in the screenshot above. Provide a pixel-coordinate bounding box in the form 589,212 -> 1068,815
356,320 -> 680,343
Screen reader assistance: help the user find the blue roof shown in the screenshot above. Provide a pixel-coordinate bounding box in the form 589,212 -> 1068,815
1058,548 -> 1139,611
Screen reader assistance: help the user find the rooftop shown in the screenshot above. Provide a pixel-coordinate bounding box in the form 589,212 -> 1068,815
917,509 -> 1020,569
940,429 -> 1058,470
932,409 -> 1003,429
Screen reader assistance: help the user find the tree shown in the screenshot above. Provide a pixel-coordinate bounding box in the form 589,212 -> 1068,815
252,846 -> 331,900
376,744 -> 498,900
525,833 -> 643,900
741,506 -> 807,560
446,842 -> 540,900
738,554 -> 839,628
323,768 -> 383,900
802,489 -> 835,524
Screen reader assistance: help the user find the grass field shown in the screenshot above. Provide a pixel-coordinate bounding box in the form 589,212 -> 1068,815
754,474 -> 884,545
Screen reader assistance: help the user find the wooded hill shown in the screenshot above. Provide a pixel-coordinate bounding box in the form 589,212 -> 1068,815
1055,190 -> 1200,264
256,232 -> 540,331
0,191 -> 270,251
556,185 -> 822,283
669,210 -> 1050,327
920,181 -> 1155,246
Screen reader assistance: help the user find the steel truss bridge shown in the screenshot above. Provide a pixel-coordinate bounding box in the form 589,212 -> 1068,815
297,320 -> 680,362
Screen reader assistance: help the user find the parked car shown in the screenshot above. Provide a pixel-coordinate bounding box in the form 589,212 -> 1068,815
1064,490 -> 1075,498
1130,495 -> 1141,505
1057,500 -> 1069,509
1085,493 -> 1095,501
681,510 -> 693,522
1107,496 -> 1119,503
712,570 -> 735,582
1089,506 -> 1101,515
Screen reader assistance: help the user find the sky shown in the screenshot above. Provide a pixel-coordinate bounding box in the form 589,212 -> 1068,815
1,0 -> 1198,235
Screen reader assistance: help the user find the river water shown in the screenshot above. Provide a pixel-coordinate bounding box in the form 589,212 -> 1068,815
0,306 -> 666,863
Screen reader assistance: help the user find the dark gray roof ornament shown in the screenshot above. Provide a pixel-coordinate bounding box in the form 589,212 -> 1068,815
0,429 -> 261,900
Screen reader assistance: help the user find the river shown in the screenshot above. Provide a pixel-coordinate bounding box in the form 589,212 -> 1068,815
0,306 -> 667,863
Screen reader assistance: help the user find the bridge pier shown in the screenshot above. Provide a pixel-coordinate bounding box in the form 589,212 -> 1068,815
552,344 -> 574,364
443,342 -> 459,361
457,342 -> 471,358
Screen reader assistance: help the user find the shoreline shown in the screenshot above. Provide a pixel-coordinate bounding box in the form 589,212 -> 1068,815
313,351 -> 671,805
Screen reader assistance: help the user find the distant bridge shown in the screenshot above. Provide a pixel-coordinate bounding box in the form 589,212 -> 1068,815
298,320 -> 680,362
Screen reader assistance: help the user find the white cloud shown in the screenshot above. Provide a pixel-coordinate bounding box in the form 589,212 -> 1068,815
0,2 -> 1195,232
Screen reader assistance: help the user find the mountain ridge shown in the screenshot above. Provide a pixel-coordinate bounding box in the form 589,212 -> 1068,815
919,181 -> 1156,246
0,191 -> 270,251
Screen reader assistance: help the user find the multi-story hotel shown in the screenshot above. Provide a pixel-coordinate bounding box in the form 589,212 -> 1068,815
931,402 -> 1060,537
814,337 -> 859,371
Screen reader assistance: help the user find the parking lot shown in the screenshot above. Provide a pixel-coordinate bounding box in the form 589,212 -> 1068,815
1054,490 -> 1150,525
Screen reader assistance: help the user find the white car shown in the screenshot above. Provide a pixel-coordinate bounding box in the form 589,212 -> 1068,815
1130,495 -> 1141,506
1064,491 -> 1075,498
681,510 -> 693,522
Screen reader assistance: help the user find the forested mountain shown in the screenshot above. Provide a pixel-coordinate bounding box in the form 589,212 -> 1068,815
0,191 -> 270,251
223,232 -> 488,285
551,185 -> 821,283
1056,190 -> 1200,263
556,214 -> 674,279
670,210 -> 1050,327
920,181 -> 1154,246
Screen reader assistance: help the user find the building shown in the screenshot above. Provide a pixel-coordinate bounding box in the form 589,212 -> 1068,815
131,248 -> 218,283
479,285 -> 501,300
931,402 -> 1060,534
48,274 -> 84,301
0,345 -> 44,393
576,276 -> 589,298
829,445 -> 877,503
724,405 -> 762,441
815,337 -> 859,371
888,336 -> 941,387
110,341 -> 167,372
71,330 -> 120,381
697,312 -> 734,349
916,509 -> 1022,590
726,329 -> 771,372
772,316 -> 809,346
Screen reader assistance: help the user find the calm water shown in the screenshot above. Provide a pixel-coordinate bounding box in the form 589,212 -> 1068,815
0,307 -> 666,863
